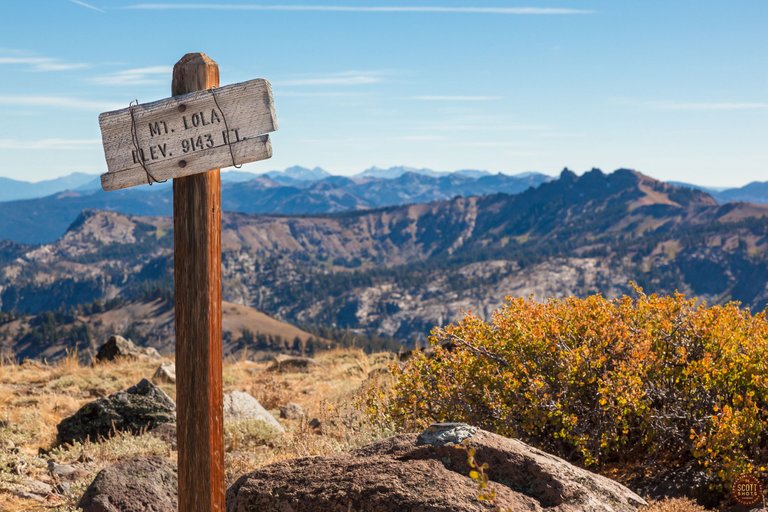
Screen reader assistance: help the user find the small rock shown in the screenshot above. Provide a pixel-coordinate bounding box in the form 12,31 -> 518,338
152,363 -> 176,384
2,438 -> 15,451
79,456 -> 177,512
23,478 -> 53,497
149,422 -> 178,451
56,378 -> 176,445
223,391 -> 285,433
126,378 -> 176,410
279,402 -> 304,420
308,418 -> 322,431
11,458 -> 27,475
96,335 -> 161,362
11,489 -> 46,502
268,355 -> 317,373
417,422 -> 478,446
48,461 -> 79,479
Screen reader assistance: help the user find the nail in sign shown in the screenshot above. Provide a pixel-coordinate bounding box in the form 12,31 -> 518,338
98,78 -> 278,191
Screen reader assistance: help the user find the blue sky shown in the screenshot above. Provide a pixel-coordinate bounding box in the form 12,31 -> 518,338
0,1 -> 766,187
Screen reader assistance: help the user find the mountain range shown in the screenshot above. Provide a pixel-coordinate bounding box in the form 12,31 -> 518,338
0,172 -> 98,202
1,167 -> 767,245
0,167 -> 551,244
2,168 -> 768,360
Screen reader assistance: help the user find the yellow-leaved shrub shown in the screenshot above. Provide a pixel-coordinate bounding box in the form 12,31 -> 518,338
371,289 -> 768,489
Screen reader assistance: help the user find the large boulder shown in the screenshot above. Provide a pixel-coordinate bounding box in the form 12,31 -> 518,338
78,457 -> 177,512
224,391 -> 285,433
226,423 -> 647,512
57,379 -> 176,445
96,335 -> 161,362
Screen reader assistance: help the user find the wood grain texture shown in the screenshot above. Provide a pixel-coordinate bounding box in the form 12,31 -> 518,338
172,52 -> 225,512
99,77 -> 277,191
101,135 -> 271,191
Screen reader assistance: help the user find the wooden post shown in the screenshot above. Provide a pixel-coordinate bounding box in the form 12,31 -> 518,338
172,53 -> 225,512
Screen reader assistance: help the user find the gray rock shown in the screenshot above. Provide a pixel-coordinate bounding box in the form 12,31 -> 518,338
56,378 -> 176,445
227,424 -> 647,512
10,478 -> 53,501
11,489 -> 46,502
79,457 -> 177,512
417,422 -> 478,446
279,402 -> 304,420
126,378 -> 176,410
152,363 -> 176,384
96,335 -> 161,362
223,391 -> 285,433
48,460 -> 78,479
22,478 -> 53,497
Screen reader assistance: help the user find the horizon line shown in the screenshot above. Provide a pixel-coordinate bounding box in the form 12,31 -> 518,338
1,166 -> 756,190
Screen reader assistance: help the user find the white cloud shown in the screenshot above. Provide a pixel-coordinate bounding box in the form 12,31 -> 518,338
0,138 -> 101,150
395,135 -> 447,142
0,95 -> 123,111
91,65 -> 173,86
69,0 -> 106,13
0,55 -> 89,72
277,91 -> 369,98
648,101 -> 768,111
459,141 -> 536,149
616,98 -> 768,112
125,4 -> 593,14
412,123 -> 550,132
275,72 -> 384,86
409,95 -> 503,101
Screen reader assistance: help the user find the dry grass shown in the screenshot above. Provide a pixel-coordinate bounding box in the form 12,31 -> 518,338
0,348 -> 395,511
643,498 -> 710,512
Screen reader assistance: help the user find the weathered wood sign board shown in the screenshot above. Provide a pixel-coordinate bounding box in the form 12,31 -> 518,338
98,78 -> 277,191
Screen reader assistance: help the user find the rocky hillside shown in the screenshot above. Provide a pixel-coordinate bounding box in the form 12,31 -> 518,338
1,298 -> 330,362
2,168 -> 768,355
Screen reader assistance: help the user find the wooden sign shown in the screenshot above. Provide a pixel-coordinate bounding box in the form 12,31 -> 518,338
96,52 -> 276,511
98,78 -> 278,191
